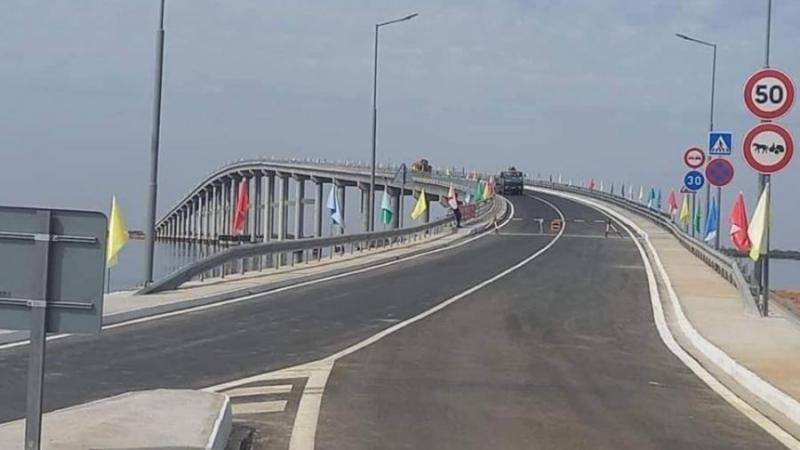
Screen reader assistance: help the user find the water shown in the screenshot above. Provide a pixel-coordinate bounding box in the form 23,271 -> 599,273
735,258 -> 799,290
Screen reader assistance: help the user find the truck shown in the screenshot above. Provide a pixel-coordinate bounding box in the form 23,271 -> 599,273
497,167 -> 524,195
411,159 -> 432,173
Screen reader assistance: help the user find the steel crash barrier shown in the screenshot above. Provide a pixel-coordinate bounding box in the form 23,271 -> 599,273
139,197 -> 500,295
527,181 -> 763,316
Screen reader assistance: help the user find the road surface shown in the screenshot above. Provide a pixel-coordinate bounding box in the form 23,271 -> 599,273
0,194 -> 784,449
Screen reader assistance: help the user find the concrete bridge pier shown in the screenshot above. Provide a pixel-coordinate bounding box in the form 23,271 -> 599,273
336,181 -> 348,235
294,175 -> 307,240
263,172 -> 275,242
252,173 -> 262,242
388,187 -> 401,229
313,177 -> 324,238
359,183 -> 370,232
277,173 -> 289,240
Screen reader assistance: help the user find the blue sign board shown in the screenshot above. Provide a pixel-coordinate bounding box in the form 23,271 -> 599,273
683,170 -> 705,192
709,132 -> 733,156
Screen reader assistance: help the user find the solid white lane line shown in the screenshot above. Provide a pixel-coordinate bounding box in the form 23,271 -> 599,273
231,400 -> 288,415
0,200 -> 516,352
530,187 -> 800,449
226,385 -> 293,397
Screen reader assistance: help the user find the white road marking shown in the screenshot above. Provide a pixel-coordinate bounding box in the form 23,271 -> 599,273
0,200 -> 516,352
226,385 -> 293,397
531,187 -> 800,449
204,195 -> 565,450
231,400 -> 288,415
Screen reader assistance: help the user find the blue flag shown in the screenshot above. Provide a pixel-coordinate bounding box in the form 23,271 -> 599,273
704,198 -> 718,243
326,187 -> 343,225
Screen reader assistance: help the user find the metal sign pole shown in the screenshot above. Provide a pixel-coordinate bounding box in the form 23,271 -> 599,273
24,210 -> 52,450
757,0 -> 772,314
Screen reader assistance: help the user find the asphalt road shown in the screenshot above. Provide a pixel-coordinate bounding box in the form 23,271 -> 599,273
0,194 -> 785,449
0,194 -> 555,424
314,193 -> 783,450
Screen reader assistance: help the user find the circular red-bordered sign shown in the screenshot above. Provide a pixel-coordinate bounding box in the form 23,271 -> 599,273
705,158 -> 735,187
742,122 -> 794,174
683,147 -> 706,169
744,68 -> 795,120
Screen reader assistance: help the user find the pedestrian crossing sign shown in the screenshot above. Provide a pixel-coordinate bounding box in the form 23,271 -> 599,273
709,132 -> 733,156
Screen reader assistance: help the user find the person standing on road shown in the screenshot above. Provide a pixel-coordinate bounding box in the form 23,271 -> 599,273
450,192 -> 462,228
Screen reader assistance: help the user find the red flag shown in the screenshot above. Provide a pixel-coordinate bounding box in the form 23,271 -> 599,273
231,179 -> 250,235
667,190 -> 678,215
729,191 -> 752,252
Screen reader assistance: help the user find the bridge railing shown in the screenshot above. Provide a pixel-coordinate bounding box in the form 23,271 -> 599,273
140,196 -> 501,294
527,181 -> 762,316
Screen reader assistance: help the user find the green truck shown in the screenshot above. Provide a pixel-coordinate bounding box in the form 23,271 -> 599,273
497,167 -> 524,195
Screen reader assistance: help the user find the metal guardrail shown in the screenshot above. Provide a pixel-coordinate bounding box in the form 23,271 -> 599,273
528,181 -> 763,316
140,197 -> 498,294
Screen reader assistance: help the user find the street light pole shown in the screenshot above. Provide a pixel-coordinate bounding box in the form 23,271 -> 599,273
143,0 -> 167,285
675,33 -> 718,247
369,13 -> 418,231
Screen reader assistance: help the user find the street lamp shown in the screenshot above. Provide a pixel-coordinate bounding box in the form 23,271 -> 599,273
369,13 -> 419,231
143,0 -> 167,285
676,32 -> 719,248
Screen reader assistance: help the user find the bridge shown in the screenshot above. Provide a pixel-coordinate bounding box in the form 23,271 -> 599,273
154,158 -> 470,243
1,159 -> 799,450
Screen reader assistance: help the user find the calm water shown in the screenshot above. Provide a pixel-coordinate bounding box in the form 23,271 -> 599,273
737,258 -> 800,290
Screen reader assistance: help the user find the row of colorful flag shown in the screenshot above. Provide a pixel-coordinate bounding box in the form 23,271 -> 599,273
581,178 -> 767,261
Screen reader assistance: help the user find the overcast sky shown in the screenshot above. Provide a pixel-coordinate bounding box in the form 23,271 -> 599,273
1,0 -> 799,248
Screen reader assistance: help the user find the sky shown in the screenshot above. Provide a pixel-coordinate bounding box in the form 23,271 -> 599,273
1,0 -> 799,248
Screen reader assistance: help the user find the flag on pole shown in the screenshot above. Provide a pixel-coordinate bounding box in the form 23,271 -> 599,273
667,190 -> 678,215
380,190 -> 393,225
447,184 -> 458,209
411,189 -> 428,220
729,192 -> 752,252
473,180 -> 482,203
483,177 -> 494,200
657,189 -> 663,211
558,174 -> 563,184
231,179 -> 250,235
589,179 -> 596,190
610,183 -> 615,195
106,195 -> 129,268
600,180 -> 604,192
647,188 -> 656,209
679,195 -> 691,225
694,201 -> 702,234
704,198 -> 718,243
748,183 -> 770,261
327,186 -> 343,225
621,183 -> 626,198
638,185 -> 645,203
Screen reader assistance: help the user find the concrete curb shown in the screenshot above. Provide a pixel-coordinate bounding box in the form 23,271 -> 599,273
533,186 -> 800,443
207,395 -> 232,450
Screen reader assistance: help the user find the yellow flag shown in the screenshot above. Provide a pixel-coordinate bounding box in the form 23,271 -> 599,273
106,196 -> 129,268
748,183 -> 770,261
411,189 -> 428,220
638,185 -> 645,202
678,195 -> 690,225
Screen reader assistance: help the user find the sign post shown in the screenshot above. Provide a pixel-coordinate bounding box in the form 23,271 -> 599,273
742,4 -> 796,315
0,206 -> 107,450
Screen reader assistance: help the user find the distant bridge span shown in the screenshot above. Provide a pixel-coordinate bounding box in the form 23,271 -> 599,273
155,158 -> 472,243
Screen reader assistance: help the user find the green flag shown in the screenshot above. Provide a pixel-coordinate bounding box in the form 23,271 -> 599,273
473,181 -> 482,203
380,190 -> 393,225
694,202 -> 702,234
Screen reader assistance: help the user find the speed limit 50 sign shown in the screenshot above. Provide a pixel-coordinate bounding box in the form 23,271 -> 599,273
744,68 -> 795,120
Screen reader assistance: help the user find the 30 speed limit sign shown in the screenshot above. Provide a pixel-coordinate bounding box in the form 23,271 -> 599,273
744,68 -> 795,120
